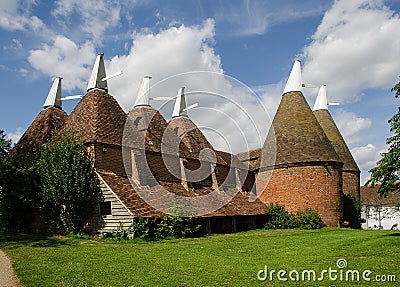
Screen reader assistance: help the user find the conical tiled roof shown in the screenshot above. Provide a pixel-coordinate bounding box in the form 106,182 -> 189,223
260,91 -> 341,167
64,89 -> 126,145
123,76 -> 180,154
312,86 -> 359,172
123,106 -> 183,187
123,106 -> 179,154
10,107 -> 67,155
313,109 -> 359,171
168,117 -> 228,165
167,87 -> 227,165
259,61 -> 340,168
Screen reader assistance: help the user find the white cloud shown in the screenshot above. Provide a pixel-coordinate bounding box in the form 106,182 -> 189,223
0,0 -> 47,33
0,0 -> 27,30
352,142 -> 391,185
3,38 -> 23,51
19,68 -> 28,77
7,127 -> 24,144
333,108 -> 372,145
189,82 -> 275,153
104,19 -> 275,153
302,0 -> 400,103
254,83 -> 283,115
107,19 -> 222,110
28,35 -> 95,90
52,0 -> 123,43
217,0 -> 268,36
12,38 -> 22,49
214,0 -> 329,36
351,143 -> 386,182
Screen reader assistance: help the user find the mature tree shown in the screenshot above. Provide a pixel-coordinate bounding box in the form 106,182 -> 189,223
0,130 -> 38,230
0,129 -> 10,185
0,129 -> 12,160
369,80 -> 400,196
1,129 -> 101,233
37,131 -> 101,234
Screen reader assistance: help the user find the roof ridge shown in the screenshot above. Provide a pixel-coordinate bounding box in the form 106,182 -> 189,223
314,109 -> 359,172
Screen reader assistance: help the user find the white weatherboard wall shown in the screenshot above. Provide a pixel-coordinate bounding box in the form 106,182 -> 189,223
98,174 -> 134,233
361,205 -> 400,230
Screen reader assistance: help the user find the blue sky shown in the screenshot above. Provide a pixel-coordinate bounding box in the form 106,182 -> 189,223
1,0 -> 399,183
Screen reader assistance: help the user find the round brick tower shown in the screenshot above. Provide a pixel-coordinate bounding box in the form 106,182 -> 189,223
256,61 -> 344,227
312,85 -> 360,200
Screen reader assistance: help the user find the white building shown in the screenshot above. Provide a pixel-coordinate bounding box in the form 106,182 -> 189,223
360,185 -> 400,230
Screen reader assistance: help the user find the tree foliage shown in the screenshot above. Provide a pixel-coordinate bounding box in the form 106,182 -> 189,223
0,130 -> 39,231
0,129 -> 101,234
0,130 -> 12,160
37,131 -> 101,234
369,80 -> 400,196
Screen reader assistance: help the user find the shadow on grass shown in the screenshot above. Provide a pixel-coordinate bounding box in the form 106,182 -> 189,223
385,232 -> 400,237
0,232 -> 72,249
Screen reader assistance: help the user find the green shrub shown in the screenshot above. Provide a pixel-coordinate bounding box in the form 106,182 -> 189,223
129,217 -> 158,240
295,209 -> 325,230
155,215 -> 202,239
264,203 -> 296,229
153,202 -> 202,239
112,222 -> 130,240
264,203 -> 324,230
109,216 -> 203,241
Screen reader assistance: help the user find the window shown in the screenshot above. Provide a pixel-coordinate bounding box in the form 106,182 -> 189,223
100,201 -> 112,216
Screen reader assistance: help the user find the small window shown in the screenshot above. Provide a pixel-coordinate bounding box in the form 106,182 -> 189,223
100,202 -> 112,216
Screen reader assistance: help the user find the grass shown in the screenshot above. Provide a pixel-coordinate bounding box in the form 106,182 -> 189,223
0,228 -> 399,286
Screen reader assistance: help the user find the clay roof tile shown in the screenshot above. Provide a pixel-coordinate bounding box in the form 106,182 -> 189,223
64,89 -> 126,145
10,107 -> 67,156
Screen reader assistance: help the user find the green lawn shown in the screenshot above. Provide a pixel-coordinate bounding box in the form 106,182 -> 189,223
0,228 -> 399,286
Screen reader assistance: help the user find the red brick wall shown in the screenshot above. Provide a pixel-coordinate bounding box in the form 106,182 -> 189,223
342,171 -> 360,200
257,163 -> 343,227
